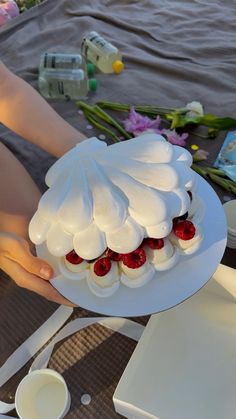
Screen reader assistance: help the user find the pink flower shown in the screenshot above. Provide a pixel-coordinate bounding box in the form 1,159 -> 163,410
161,129 -> 188,147
123,107 -> 161,136
192,149 -> 209,162
0,6 -> 10,26
123,107 -> 189,147
0,1 -> 19,26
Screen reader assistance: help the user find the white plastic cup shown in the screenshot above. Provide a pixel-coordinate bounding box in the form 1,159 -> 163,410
223,200 -> 236,249
15,369 -> 70,419
227,239 -> 236,249
227,232 -> 236,241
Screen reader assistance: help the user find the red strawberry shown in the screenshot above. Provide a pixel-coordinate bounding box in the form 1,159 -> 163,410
173,211 -> 189,224
142,237 -> 164,250
173,220 -> 196,240
94,257 -> 111,276
187,191 -> 193,201
106,249 -> 122,261
66,250 -> 83,264
122,248 -> 146,269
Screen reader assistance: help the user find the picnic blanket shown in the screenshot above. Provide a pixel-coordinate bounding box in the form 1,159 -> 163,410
0,0 -> 236,417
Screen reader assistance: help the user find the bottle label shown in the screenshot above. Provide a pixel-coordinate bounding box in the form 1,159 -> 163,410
40,70 -> 87,100
81,32 -> 118,60
81,43 -> 100,64
42,53 -> 83,69
48,79 -> 66,97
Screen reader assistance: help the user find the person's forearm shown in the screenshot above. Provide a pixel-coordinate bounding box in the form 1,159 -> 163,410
0,62 -> 86,157
0,143 -> 41,241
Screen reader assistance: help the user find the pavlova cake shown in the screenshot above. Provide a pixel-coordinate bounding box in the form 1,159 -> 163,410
29,133 -> 204,297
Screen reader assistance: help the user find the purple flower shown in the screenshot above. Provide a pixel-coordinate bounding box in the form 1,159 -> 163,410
192,149 -> 209,162
0,1 -> 19,27
123,107 -> 161,136
123,107 -> 189,147
0,6 -> 10,26
161,129 -> 188,147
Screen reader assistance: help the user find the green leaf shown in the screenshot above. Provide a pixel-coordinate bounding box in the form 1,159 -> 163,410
197,114 -> 236,129
172,113 -> 236,130
166,109 -> 236,130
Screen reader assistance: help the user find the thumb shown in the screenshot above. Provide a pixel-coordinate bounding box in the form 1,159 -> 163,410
3,234 -> 54,280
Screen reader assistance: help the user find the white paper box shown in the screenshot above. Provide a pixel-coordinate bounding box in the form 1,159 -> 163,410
113,264 -> 236,419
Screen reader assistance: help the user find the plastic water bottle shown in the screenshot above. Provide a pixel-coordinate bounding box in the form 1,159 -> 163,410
39,52 -> 95,77
38,68 -> 97,100
81,31 -> 124,74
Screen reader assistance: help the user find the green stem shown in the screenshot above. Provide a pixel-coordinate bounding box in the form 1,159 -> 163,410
207,172 -> 236,195
96,101 -> 173,117
93,105 -> 132,139
192,163 -> 208,177
192,164 -> 236,195
77,102 -> 121,142
83,111 -> 121,143
77,101 -> 132,140
205,167 -> 226,177
77,101 -> 94,114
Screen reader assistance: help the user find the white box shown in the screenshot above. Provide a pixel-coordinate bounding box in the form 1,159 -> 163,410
113,264 -> 236,419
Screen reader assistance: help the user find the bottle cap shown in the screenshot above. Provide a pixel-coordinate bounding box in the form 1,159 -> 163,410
87,63 -> 95,77
89,78 -> 97,92
112,60 -> 124,74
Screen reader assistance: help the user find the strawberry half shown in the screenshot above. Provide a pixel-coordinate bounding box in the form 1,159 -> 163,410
94,257 -> 111,276
173,220 -> 196,240
173,212 -> 189,224
142,237 -> 164,250
122,248 -> 146,269
66,250 -> 84,264
106,249 -> 122,261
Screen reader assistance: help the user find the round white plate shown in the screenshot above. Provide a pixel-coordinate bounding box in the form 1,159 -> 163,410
37,175 -> 227,317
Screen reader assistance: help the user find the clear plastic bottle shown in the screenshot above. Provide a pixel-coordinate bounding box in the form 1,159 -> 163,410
81,31 -> 124,74
39,52 -> 95,78
38,68 -> 97,100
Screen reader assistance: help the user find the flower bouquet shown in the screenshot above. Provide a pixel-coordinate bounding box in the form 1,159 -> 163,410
77,100 -> 236,196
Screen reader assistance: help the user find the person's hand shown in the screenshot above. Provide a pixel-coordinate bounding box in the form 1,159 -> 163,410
0,232 -> 75,307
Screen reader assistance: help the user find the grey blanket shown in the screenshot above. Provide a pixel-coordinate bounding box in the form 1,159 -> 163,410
0,2 -> 235,417
1,0 -> 236,192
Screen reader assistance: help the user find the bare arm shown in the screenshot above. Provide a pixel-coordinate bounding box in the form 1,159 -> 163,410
0,61 -> 86,157
0,142 -> 75,306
